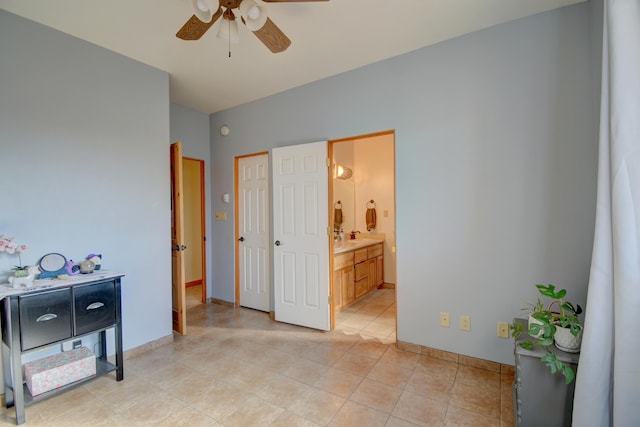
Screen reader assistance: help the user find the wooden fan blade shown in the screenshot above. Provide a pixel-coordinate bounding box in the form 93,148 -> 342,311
176,7 -> 222,40
252,18 -> 291,53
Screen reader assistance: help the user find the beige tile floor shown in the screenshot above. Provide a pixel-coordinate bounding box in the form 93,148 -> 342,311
0,287 -> 514,426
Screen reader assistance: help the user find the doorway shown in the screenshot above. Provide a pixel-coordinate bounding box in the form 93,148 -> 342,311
330,130 -> 397,341
183,157 -> 207,307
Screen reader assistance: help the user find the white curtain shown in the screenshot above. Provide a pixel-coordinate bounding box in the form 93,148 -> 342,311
572,1 -> 640,426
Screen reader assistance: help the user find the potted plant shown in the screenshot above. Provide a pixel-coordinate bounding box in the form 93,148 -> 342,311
1,234 -> 29,274
538,284 -> 583,353
510,284 -> 583,384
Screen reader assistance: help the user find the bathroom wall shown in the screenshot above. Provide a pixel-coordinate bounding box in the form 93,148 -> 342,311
353,134 -> 396,284
333,141 -> 355,235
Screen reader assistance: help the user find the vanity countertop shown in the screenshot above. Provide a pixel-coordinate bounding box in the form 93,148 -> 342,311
334,238 -> 383,254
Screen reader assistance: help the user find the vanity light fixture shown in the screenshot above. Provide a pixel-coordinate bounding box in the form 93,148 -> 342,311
335,164 -> 353,180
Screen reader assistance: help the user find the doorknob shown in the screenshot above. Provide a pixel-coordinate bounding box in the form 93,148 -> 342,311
238,237 -> 245,242
274,240 -> 282,246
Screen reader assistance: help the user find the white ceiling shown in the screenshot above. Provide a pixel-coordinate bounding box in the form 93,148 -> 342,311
1,0 -> 585,114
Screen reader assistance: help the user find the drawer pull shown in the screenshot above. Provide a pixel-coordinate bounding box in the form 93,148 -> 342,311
86,302 -> 105,310
36,313 -> 58,322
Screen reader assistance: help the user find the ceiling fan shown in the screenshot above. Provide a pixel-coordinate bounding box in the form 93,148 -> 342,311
176,0 -> 329,54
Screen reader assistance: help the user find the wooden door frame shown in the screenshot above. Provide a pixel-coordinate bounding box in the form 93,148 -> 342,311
234,151 -> 269,309
183,156 -> 207,303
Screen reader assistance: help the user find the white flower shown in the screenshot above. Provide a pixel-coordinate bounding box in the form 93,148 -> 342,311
1,234 -> 28,266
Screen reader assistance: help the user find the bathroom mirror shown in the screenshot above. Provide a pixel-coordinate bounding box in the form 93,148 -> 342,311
333,141 -> 355,235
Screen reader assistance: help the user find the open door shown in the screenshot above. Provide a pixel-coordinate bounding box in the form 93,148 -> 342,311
171,142 -> 186,335
272,141 -> 330,331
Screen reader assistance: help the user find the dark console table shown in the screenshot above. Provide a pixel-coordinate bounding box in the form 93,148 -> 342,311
1,272 -> 124,424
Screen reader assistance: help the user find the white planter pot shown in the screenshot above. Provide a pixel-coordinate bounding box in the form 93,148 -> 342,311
528,315 -> 545,338
554,326 -> 582,353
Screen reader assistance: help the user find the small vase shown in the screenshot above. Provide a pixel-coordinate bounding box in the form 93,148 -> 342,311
554,326 -> 582,353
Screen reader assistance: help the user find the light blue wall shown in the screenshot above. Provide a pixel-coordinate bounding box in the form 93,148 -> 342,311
0,11 -> 172,352
210,3 -> 599,364
170,103 -> 212,298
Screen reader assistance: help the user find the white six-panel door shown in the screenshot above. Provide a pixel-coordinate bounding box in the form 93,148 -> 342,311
272,141 -> 330,331
238,154 -> 270,312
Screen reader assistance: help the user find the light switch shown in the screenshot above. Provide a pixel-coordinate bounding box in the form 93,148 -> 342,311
215,211 -> 227,221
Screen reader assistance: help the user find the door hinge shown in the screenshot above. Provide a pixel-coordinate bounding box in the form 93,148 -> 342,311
328,295 -> 332,305
326,157 -> 331,167
327,226 -> 331,236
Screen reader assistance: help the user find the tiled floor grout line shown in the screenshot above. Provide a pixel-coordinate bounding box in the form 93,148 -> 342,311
181,286 -> 508,425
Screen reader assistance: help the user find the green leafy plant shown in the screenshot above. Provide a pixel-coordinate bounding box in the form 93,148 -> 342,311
510,284 -> 583,384
538,284 -> 583,336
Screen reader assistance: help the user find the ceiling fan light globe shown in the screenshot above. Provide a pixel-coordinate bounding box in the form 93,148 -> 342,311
195,0 -> 209,12
249,7 -> 260,19
191,0 -> 217,22
217,18 -> 240,44
240,0 -> 267,31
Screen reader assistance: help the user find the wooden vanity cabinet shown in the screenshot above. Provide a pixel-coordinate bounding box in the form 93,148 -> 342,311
334,242 -> 384,311
375,255 -> 384,287
333,252 -> 354,311
354,262 -> 368,298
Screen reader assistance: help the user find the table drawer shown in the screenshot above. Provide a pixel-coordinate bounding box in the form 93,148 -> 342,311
74,281 -> 116,335
19,289 -> 72,351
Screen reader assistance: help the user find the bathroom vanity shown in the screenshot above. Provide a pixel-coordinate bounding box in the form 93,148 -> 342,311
0,272 -> 124,424
333,240 -> 383,311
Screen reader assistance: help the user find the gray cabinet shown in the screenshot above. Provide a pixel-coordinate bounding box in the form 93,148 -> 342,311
1,275 -> 124,424
513,318 -> 579,427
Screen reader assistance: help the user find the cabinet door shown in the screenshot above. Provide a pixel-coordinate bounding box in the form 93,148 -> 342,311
376,255 -> 384,287
355,278 -> 368,298
342,267 -> 354,305
19,288 -> 72,351
368,259 -> 377,291
333,270 -> 343,311
74,281 -> 116,335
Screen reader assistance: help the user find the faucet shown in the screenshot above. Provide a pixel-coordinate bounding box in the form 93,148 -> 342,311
350,231 -> 361,240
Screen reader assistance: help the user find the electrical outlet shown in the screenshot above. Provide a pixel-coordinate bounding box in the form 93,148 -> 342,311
460,315 -> 471,331
72,339 -> 82,349
440,312 -> 450,328
498,322 -> 510,338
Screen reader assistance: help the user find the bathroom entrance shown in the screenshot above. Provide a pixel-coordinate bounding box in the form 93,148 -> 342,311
330,130 -> 397,341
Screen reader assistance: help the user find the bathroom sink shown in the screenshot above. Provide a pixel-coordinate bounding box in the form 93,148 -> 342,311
334,238 -> 382,253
